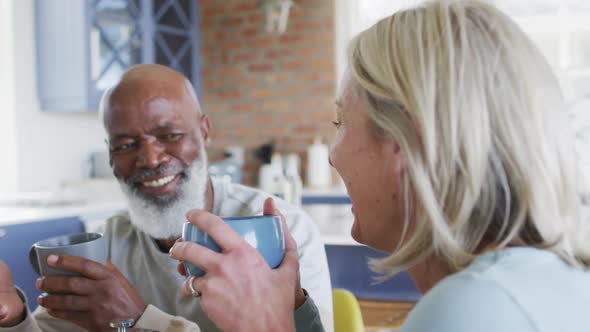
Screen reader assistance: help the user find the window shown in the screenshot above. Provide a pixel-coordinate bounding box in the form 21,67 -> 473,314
335,0 -> 590,198
335,0 -> 413,86
90,0 -> 143,90
493,1 -> 590,197
337,0 -> 590,99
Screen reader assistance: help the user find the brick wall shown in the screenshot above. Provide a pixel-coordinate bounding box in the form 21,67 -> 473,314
199,0 -> 336,185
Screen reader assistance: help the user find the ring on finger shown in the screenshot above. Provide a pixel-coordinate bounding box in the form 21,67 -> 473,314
188,276 -> 201,297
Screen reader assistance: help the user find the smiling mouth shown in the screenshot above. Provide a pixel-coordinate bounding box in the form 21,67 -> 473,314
141,175 -> 176,188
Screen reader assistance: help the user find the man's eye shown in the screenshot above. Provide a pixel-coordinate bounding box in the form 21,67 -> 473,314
332,120 -> 342,128
112,143 -> 135,153
161,133 -> 183,142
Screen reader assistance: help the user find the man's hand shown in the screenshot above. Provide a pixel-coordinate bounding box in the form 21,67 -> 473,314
36,256 -> 147,332
0,260 -> 26,327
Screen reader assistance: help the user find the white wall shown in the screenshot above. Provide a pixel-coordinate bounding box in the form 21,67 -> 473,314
8,0 -> 106,192
0,0 -> 19,192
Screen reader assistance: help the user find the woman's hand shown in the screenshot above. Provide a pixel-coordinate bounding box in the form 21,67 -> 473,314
0,260 -> 26,327
170,198 -> 303,332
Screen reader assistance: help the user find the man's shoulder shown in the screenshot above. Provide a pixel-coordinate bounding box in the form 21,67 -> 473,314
106,210 -> 132,225
220,182 -> 307,218
222,182 -> 269,203
89,211 -> 136,236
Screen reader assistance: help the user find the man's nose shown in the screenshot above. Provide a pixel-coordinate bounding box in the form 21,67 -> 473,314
136,141 -> 169,169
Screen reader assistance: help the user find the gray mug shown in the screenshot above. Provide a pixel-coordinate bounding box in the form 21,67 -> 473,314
29,232 -> 107,276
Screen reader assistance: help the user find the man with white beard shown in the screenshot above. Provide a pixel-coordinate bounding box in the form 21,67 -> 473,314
0,65 -> 333,332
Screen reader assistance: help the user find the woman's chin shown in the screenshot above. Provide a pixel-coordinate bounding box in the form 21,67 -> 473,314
350,218 -> 363,244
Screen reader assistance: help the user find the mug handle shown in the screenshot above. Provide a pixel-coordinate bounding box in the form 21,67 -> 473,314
29,247 -> 41,276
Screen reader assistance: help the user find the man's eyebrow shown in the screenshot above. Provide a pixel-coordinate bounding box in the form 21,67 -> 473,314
110,134 -> 136,142
109,123 -> 181,142
148,123 -> 180,132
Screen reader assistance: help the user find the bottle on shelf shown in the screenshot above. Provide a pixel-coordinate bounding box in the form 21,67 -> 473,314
259,152 -> 288,200
306,136 -> 331,188
285,153 -> 303,206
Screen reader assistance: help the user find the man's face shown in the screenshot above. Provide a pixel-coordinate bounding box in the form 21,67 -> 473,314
105,94 -> 209,207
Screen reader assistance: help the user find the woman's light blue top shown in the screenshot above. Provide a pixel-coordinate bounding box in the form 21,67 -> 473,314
401,247 -> 590,331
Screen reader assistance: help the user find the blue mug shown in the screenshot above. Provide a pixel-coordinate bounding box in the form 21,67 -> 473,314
182,215 -> 285,277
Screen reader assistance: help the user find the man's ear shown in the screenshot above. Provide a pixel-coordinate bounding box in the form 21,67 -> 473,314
108,153 -> 118,178
104,139 -> 114,167
200,114 -> 212,146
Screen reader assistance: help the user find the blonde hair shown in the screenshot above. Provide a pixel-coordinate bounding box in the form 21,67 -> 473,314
348,0 -> 590,276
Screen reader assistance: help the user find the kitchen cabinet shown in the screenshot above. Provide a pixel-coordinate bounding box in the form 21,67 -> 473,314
35,0 -> 200,112
325,244 -> 421,302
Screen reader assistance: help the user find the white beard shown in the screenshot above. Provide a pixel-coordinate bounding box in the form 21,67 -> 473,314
118,155 -> 208,239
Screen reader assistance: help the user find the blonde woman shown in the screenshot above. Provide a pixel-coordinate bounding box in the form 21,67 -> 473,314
170,0 -> 590,331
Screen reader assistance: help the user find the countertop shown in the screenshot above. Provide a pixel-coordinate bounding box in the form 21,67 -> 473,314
0,179 -> 356,244
303,204 -> 357,245
0,202 -> 126,226
3,187 -> 588,247
0,202 -> 357,245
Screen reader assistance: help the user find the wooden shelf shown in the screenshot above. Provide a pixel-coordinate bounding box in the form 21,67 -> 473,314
359,300 -> 415,331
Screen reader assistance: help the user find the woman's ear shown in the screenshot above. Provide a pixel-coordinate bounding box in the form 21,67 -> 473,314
384,141 -> 404,174
394,144 -> 405,174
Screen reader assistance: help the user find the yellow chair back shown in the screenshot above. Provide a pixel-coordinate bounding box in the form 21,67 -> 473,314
333,288 -> 364,332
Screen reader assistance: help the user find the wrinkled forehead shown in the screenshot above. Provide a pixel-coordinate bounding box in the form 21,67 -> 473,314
104,80 -> 200,125
112,77 -> 197,108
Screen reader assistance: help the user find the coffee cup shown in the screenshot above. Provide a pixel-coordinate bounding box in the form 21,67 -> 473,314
182,215 -> 285,277
29,232 -> 107,276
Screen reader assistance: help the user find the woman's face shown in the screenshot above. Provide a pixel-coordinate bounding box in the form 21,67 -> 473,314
330,78 -> 406,253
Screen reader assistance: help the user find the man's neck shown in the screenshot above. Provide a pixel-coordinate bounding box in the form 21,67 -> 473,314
156,177 -> 214,253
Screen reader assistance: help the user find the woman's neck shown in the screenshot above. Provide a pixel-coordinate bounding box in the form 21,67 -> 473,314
408,245 -> 502,293
407,257 -> 451,293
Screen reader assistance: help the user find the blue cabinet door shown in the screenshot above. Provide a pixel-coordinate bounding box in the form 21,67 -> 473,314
325,244 -> 422,302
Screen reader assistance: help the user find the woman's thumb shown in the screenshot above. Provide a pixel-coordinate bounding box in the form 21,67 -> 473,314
263,197 -> 277,216
0,305 -> 8,321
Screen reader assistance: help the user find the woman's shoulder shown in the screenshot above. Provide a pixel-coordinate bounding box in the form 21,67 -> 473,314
401,248 -> 590,331
402,266 -> 533,331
